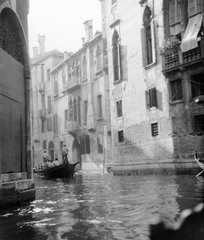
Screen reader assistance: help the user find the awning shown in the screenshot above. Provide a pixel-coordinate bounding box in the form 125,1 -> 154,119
181,13 -> 203,52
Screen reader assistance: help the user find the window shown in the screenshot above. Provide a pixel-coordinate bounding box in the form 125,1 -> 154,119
97,95 -> 102,118
188,0 -> 202,17
170,79 -> 183,101
141,6 -> 156,67
47,96 -> 52,113
96,47 -> 102,71
169,0 -> 181,36
69,100 -> 73,121
47,69 -> 50,81
145,87 -> 157,109
54,77 -> 58,97
97,134 -> 103,153
73,98 -> 77,121
47,117 -> 52,131
191,73 -> 204,98
76,61 -> 80,80
43,140 -> 46,150
194,115 -> 204,133
84,100 -> 88,122
41,64 -> 44,82
53,114 -> 58,133
65,109 -> 68,129
118,130 -> 124,143
78,96 -> 81,124
83,56 -> 87,80
41,95 -> 45,109
151,123 -> 158,137
60,141 -> 63,153
116,100 -> 122,117
80,135 -> 90,154
41,119 -> 46,133
112,30 -> 121,82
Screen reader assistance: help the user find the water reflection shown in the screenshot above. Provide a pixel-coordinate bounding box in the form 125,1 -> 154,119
0,172 -> 203,240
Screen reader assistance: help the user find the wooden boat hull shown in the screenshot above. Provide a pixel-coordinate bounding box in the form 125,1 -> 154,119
35,163 -> 75,179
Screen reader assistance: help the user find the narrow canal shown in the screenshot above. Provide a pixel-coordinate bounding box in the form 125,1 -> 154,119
0,172 -> 203,240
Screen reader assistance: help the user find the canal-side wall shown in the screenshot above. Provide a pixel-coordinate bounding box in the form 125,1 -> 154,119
0,0 -> 35,208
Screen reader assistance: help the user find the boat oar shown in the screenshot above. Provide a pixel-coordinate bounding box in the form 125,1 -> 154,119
196,170 -> 204,177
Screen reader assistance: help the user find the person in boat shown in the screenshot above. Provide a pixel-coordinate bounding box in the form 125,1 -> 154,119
44,159 -> 52,169
61,144 -> 69,164
42,151 -> 49,164
53,158 -> 60,167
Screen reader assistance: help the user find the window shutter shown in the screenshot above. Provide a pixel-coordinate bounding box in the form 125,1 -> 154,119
80,135 -> 90,154
145,90 -> 150,109
188,0 -> 196,17
169,0 -> 175,25
141,27 -> 147,67
85,135 -> 90,154
151,87 -> 158,108
196,0 -> 202,13
151,20 -> 156,64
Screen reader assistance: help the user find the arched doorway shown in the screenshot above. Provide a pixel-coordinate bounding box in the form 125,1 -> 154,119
72,138 -> 81,170
0,7 -> 29,174
48,141 -> 54,161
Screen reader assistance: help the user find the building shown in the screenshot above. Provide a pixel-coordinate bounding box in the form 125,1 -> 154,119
99,0 -> 204,174
50,20 -> 112,171
0,0 -> 35,207
30,35 -> 64,167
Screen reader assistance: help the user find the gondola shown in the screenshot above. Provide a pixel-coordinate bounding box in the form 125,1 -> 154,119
34,162 -> 79,179
194,150 -> 204,177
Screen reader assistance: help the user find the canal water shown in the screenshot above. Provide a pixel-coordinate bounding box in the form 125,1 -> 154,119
0,172 -> 203,240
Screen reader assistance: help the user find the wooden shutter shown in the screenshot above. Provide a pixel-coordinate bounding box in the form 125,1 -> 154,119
80,135 -> 90,154
169,0 -> 175,25
151,20 -> 156,64
151,87 -> 158,108
145,90 -> 150,109
196,0 -> 202,13
141,27 -> 147,67
188,0 -> 196,17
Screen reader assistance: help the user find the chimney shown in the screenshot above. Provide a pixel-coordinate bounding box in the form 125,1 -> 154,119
33,46 -> 38,58
64,51 -> 68,59
38,34 -> 46,54
81,37 -> 85,45
83,20 -> 93,42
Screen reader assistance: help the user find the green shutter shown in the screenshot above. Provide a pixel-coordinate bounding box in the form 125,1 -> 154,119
141,27 -> 147,67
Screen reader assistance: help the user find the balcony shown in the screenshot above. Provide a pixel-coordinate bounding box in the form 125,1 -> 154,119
67,78 -> 81,93
67,121 -> 81,137
161,41 -> 204,74
38,82 -> 45,94
39,108 -> 46,119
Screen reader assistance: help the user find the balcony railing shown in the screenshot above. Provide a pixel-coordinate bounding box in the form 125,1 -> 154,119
67,121 -> 81,132
161,41 -> 204,73
38,82 -> 45,94
39,108 -> 46,119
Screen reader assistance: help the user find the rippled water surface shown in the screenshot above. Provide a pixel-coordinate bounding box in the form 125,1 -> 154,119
0,172 -> 204,240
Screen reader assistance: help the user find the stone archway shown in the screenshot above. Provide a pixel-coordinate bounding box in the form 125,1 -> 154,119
0,6 -> 30,174
48,141 -> 54,161
72,138 -> 81,170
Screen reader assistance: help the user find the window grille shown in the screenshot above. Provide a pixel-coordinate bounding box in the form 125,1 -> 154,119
118,130 -> 124,143
151,123 -> 158,137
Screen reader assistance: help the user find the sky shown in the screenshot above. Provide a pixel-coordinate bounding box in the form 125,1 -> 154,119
28,0 -> 102,58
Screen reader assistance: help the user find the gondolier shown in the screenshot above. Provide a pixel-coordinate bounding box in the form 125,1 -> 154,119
61,144 -> 69,164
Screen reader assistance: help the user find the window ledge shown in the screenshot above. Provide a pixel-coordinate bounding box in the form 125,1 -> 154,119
113,78 -> 123,85
82,78 -> 88,82
95,69 -> 103,76
109,19 -> 120,29
97,117 -> 102,121
53,94 -> 58,98
150,106 -> 157,111
169,100 -> 184,105
116,116 -> 123,120
144,62 -> 157,70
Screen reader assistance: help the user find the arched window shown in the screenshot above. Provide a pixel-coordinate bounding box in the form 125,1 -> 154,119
73,98 -> 77,121
112,30 -> 121,82
78,96 -> 81,124
69,99 -> 73,121
96,47 -> 101,71
83,56 -> 87,79
141,5 -> 156,67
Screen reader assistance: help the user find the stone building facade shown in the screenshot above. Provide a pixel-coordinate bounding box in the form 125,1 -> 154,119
0,0 -> 35,207
30,36 -> 64,167
50,20 -> 112,172
99,0 -> 204,174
